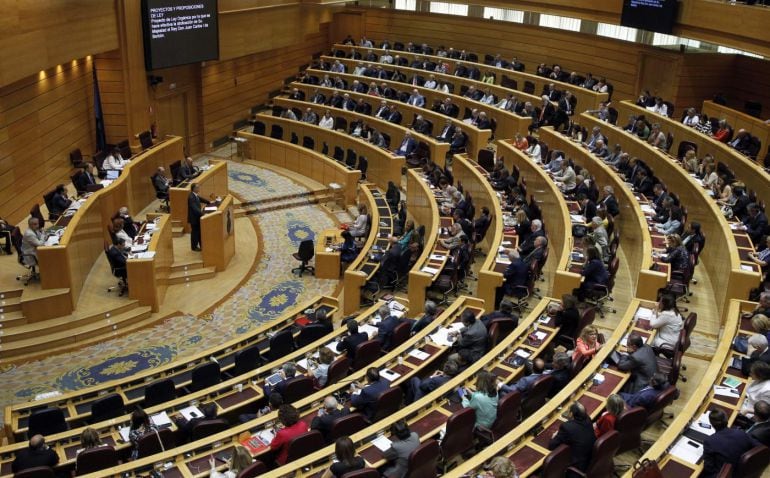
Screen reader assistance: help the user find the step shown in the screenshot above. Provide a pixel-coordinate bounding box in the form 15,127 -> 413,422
0,289 -> 24,300
0,306 -> 153,359
0,311 -> 26,328
0,296 -> 22,314
165,266 -> 216,285
170,260 -> 204,273
172,226 -> 185,238
1,301 -> 141,343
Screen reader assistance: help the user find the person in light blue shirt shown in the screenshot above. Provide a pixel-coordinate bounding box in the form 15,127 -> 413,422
461,371 -> 499,428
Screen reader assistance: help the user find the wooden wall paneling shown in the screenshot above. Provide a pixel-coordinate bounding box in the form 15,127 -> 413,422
149,64 -> 204,155
0,59 -> 96,225
331,11 -> 366,43
674,54 -> 735,114
116,0 -> 152,149
94,50 -> 129,146
728,56 -> 770,120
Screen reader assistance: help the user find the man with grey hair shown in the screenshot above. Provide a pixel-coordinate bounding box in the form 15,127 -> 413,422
263,362 -> 297,397
599,185 -> 620,217
742,334 -> 770,377
377,303 -> 404,351
440,222 -> 466,251
310,395 -> 350,443
518,219 -> 545,258
589,216 -> 609,260
549,352 -> 572,397
411,300 -> 439,334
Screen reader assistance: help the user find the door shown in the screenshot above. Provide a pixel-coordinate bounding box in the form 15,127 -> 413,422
156,93 -> 189,154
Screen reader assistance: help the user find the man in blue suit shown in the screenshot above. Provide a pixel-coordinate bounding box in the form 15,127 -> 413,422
620,372 -> 668,411
376,304 -> 403,351
502,249 -> 529,298
395,132 -> 416,156
350,367 -> 391,421
407,89 -> 425,108
702,409 -> 759,478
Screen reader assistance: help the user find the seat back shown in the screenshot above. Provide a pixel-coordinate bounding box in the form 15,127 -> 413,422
90,393 -> 125,423
252,121 -> 266,135
75,446 -> 119,475
644,386 -> 678,428
28,407 -> 68,437
137,428 -> 175,458
296,325 -> 330,348
286,430 -> 324,463
390,322 -> 411,349
372,387 -> 403,422
282,376 -> 316,403
341,469 -> 380,478
270,124 -> 283,139
268,329 -> 296,361
330,413 -> 369,442
190,419 -> 229,440
13,467 -> 55,478
190,361 -> 221,392
735,445 -> 770,478
352,339 -> 381,371
302,136 -> 314,149
144,378 -> 176,408
441,407 -> 476,463
236,460 -> 267,478
583,430 -> 621,476
492,390 -> 522,439
522,375 -> 554,418
405,439 -> 440,478
233,344 -> 263,376
298,239 -> 315,261
326,356 -> 351,387
540,444 -> 571,478
138,131 -> 153,149
615,406 -> 647,454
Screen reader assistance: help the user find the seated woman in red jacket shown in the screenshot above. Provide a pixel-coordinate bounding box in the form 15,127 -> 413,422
270,404 -> 308,466
594,394 -> 625,437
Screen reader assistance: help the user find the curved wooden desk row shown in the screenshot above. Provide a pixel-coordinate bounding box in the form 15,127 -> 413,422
614,100 -> 770,208
235,132 -> 359,206
71,297 -> 484,478
249,113 -> 404,193
332,43 -> 608,112
447,299 -> 656,477
626,298 -> 749,477
702,100 -> 770,161
1,299 -> 424,474
272,96 -> 450,165
36,137 -> 184,310
287,80 -> 492,158
3,295 -> 339,442
169,160 -> 229,234
314,55 -> 534,142
579,113 -> 759,323
535,127 -> 665,300
343,184 -> 395,315
491,143 -> 576,300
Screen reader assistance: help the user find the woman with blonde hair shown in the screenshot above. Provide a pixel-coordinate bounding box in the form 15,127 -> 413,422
482,456 -> 519,478
572,325 -> 603,364
682,149 -> 699,173
209,446 -> 253,478
595,394 -> 625,437
752,314 -> 770,343
78,428 -> 103,454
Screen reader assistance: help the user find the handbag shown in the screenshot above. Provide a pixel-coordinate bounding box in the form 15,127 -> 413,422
632,458 -> 663,478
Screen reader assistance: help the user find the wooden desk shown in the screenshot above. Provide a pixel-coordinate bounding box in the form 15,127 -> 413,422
289,81 -> 492,157
579,113 -> 759,323
332,44 -> 608,112
126,215 -> 173,312
536,127 -> 666,300
169,160 -> 229,233
236,131 -> 359,206
201,194 -> 236,272
315,228 -> 343,279
244,115 -> 403,193
36,137 -> 184,311
614,100 -> 770,209
406,169 -> 443,314
702,100 -> 770,160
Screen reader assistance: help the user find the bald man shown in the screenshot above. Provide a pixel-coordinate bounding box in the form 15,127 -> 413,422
12,435 -> 59,473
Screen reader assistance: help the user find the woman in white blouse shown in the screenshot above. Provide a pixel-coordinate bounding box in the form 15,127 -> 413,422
348,204 -> 368,238
650,294 -> 683,351
740,361 -> 770,418
319,110 -> 334,129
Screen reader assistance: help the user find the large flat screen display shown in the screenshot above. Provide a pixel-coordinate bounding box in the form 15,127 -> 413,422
141,0 -> 219,70
621,0 -> 679,34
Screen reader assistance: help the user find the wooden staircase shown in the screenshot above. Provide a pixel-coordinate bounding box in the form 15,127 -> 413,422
237,189 -> 336,217
166,260 -> 216,285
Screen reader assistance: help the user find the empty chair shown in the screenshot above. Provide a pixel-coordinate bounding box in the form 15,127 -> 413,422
404,439 -> 440,478
143,378 -> 176,407
27,407 -> 68,437
615,406 -> 647,454
138,130 -> 153,149
75,446 -> 119,475
292,239 -> 315,276
229,344 -> 263,377
69,148 -> 88,168
281,376 -> 316,403
440,408 -> 476,471
329,412 -> 369,442
13,467 -> 55,478
521,375 -> 554,418
351,339 -> 381,371
566,430 -> 621,477
285,430 -> 325,463
333,146 -> 345,162
371,387 -> 403,423
295,325 -> 330,348
190,418 -> 228,440
270,124 -> 283,139
539,444 -> 571,478
290,132 -> 299,144
357,156 -> 368,180
90,393 -> 125,423
325,356 -> 351,387
252,121 -> 266,135
187,361 -> 221,393
302,136 -> 315,149
523,81 -> 535,95
237,460 -> 267,478
268,329 -> 295,362
733,445 -> 770,478
136,428 -> 175,458
475,390 -> 521,445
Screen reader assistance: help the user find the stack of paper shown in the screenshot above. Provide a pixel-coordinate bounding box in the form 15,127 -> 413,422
151,411 -> 172,427
689,411 -> 716,437
360,324 -> 379,338
325,341 -> 341,354
379,369 -> 401,381
408,349 -> 430,361
635,307 -> 654,320
570,214 -> 585,223
371,435 -> 393,452
669,436 -> 703,465
713,385 -> 740,399
421,266 -> 440,276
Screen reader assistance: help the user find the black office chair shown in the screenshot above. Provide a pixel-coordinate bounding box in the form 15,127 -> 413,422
186,361 -> 221,393
143,378 -> 176,408
90,393 -> 125,423
357,156 -> 368,181
252,121 -> 266,135
104,244 -> 127,296
292,240 -> 315,276
227,344 -> 264,377
27,407 -> 68,437
302,136 -> 315,149
268,329 -> 295,362
138,130 -> 153,149
270,124 -> 283,140
75,446 -> 119,475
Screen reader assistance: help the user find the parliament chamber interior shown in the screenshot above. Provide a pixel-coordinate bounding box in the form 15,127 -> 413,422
3,0 -> 770,477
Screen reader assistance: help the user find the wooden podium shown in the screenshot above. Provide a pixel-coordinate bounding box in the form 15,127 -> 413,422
201,194 -> 236,271
170,160 -> 229,233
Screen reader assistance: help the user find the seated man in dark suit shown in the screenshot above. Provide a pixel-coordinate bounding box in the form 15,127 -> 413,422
406,360 -> 458,404
107,238 -> 129,284
75,163 -> 97,192
435,118 -> 456,142
618,334 -> 658,394
448,130 -> 467,153
548,352 -> 572,398
499,358 -> 546,396
310,396 -> 350,443
620,372 -> 668,411
336,319 -> 369,359
11,435 -> 59,473
411,300 -> 439,334
742,203 -> 769,246
177,156 -> 199,182
548,402 -> 595,476
480,299 -> 518,329
50,184 -> 72,218
152,166 -> 171,196
394,132 -> 416,156
748,400 -> 770,447
375,303 -> 403,351
449,310 -> 488,362
350,367 -> 391,421
263,363 -> 297,398
517,220 -> 545,258
702,409 -> 759,478
499,249 -> 529,304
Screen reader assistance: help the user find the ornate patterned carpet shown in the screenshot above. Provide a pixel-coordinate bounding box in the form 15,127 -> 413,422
0,161 -> 338,419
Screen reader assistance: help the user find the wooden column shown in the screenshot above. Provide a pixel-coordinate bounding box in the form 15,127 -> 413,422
116,0 -> 152,150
